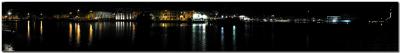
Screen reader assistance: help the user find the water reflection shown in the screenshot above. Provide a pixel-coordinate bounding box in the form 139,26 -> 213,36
89,24 -> 93,45
96,22 -> 103,40
27,21 -> 30,42
69,22 -> 73,43
131,22 -> 136,43
15,21 -> 18,31
232,25 -> 237,50
75,23 -> 81,47
220,27 -> 225,50
115,22 -> 122,37
4,44 -> 14,52
114,22 -> 136,38
191,23 -> 207,51
40,21 -> 43,35
5,20 -> 394,51
160,23 -> 169,49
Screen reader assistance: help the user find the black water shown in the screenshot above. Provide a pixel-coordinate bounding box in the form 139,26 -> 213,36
2,21 -> 398,51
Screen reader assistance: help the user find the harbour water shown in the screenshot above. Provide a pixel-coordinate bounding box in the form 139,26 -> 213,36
2,20 -> 397,51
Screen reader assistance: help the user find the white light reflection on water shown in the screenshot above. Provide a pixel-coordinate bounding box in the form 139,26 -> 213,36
68,22 -> 73,44
201,23 -> 207,51
191,24 -> 196,50
232,25 -> 237,50
27,21 -> 31,42
75,23 -> 81,47
115,22 -> 121,37
96,22 -> 104,40
40,21 -> 43,35
39,21 -> 44,44
4,44 -> 14,52
220,27 -> 225,50
89,24 -> 93,46
191,23 -> 207,51
160,23 -> 169,49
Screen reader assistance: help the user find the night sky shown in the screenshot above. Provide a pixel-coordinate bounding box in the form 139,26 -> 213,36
2,2 -> 399,51
2,2 -> 398,17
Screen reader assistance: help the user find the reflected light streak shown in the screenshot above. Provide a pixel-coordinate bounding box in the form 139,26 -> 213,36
132,22 -> 136,31
131,22 -> 136,42
232,25 -> 237,50
161,23 -> 169,29
99,22 -> 103,32
191,24 -> 196,50
162,23 -> 169,48
27,21 -> 31,41
15,21 -> 18,31
89,24 -> 93,45
98,22 -> 104,40
40,21 -> 43,41
220,27 -> 225,50
201,23 -> 207,51
163,33 -> 168,49
75,23 -> 81,47
40,21 -> 43,35
68,23 -> 73,43
191,23 -> 208,51
115,22 -> 120,36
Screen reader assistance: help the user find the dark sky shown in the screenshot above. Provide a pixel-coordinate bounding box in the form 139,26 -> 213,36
2,2 -> 398,16
2,2 -> 396,8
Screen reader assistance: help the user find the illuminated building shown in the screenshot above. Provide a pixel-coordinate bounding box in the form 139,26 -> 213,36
178,10 -> 194,21
327,16 -> 340,22
2,11 -> 19,20
192,12 -> 208,21
239,15 -> 251,21
76,11 -> 113,20
159,10 -> 175,21
53,14 -> 70,19
94,11 -> 112,20
132,11 -> 141,20
327,16 -> 352,23
85,11 -> 95,20
2,15 -> 19,20
115,13 -> 134,20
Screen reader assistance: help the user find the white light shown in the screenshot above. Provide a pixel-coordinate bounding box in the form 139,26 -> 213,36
276,19 -> 291,22
7,11 -> 12,15
242,18 -> 248,20
239,15 -> 246,18
332,20 -> 338,22
202,15 -> 208,19
233,25 -> 236,29
263,19 -> 268,22
193,12 -> 208,20
341,20 -> 351,23
193,13 -> 202,19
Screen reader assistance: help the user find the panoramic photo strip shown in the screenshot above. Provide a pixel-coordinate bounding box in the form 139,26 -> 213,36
2,2 -> 398,51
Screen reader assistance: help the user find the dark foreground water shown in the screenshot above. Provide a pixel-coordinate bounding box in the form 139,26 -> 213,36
2,21 -> 398,51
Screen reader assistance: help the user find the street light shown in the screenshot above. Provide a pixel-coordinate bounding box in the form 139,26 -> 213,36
69,12 -> 73,15
7,11 -> 12,15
